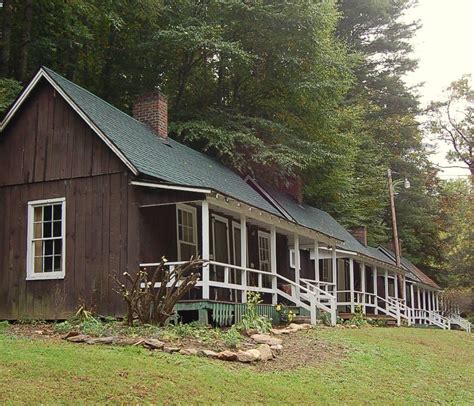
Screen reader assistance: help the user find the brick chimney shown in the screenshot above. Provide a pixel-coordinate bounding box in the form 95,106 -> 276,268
350,226 -> 367,246
132,91 -> 168,138
279,176 -> 303,203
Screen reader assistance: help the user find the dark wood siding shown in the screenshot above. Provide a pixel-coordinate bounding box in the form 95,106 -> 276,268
0,80 -> 142,319
0,173 -> 141,319
0,80 -> 124,188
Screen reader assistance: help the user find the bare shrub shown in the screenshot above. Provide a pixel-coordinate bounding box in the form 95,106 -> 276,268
113,257 -> 205,326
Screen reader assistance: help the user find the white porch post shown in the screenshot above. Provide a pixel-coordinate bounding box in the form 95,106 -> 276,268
402,275 -> 407,302
410,283 -> 415,324
384,270 -> 389,300
428,290 -> 432,312
417,286 -> 421,323
422,289 -> 427,325
201,200 -> 210,300
331,244 -> 337,297
314,240 -> 320,284
349,258 -> 355,313
435,292 -> 439,312
314,239 -> 320,306
270,225 -> 277,305
240,214 -> 247,303
294,234 -> 300,301
373,266 -> 378,314
394,272 -> 399,300
361,262 -> 366,314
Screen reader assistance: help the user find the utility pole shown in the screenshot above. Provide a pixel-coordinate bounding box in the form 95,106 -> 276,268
387,169 -> 401,267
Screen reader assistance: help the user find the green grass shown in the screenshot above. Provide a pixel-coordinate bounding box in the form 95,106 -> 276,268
0,327 -> 472,404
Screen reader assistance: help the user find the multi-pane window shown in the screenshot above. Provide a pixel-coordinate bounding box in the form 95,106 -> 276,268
27,198 -> 65,280
177,204 -> 197,261
258,232 -> 271,272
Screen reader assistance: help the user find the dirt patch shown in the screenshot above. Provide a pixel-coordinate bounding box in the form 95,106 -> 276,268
4,323 -> 347,371
6,323 -> 61,342
250,329 -> 347,372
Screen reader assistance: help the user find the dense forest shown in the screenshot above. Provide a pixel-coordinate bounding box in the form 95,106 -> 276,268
0,0 -> 471,296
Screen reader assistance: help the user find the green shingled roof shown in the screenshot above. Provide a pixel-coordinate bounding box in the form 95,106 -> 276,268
41,67 -> 280,216
257,184 -> 399,268
377,246 -> 440,289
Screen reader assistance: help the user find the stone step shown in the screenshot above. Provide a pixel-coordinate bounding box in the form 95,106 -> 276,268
291,315 -> 311,324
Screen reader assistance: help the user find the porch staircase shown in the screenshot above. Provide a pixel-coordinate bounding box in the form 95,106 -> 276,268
447,314 -> 472,333
275,274 -> 337,326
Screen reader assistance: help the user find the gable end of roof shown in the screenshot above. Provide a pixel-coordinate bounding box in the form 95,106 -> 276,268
0,67 -> 139,176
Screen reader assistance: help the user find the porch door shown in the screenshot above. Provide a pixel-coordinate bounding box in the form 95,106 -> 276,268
211,215 -> 230,300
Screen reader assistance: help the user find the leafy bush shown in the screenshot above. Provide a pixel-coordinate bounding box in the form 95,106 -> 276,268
53,321 -> 73,334
221,326 -> 242,348
366,318 -> 388,327
274,304 -> 295,325
237,292 -> 272,334
320,311 -> 333,326
0,320 -> 9,333
347,305 -> 367,327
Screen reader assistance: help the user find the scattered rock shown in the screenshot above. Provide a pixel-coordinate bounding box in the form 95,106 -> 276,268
143,339 -> 165,350
287,323 -> 306,331
117,338 -> 143,346
236,349 -> 261,363
86,336 -> 116,345
270,328 -> 291,335
163,346 -> 180,354
270,344 -> 283,356
66,334 -> 90,343
198,349 -> 218,358
216,350 -> 237,361
34,330 -> 44,335
62,331 -> 80,340
256,344 -> 274,361
179,348 -> 198,356
350,324 -> 357,329
250,334 -> 283,346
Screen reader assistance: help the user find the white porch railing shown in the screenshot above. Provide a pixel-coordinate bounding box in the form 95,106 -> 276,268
447,314 -> 471,333
139,260 -> 337,326
411,308 -> 451,330
336,290 -> 402,326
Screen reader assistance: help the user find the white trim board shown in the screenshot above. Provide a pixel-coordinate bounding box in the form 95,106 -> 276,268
131,181 -> 211,194
0,68 -> 139,176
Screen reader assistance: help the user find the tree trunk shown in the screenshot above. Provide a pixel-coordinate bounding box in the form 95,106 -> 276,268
0,0 -> 13,76
18,0 -> 33,82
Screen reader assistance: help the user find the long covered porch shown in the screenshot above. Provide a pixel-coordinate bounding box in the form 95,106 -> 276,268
132,183 -> 453,329
137,187 -> 339,324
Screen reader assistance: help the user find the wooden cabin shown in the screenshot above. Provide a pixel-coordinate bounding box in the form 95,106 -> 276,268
0,67 -> 469,332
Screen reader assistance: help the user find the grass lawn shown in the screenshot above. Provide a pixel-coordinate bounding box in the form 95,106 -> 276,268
0,326 -> 473,404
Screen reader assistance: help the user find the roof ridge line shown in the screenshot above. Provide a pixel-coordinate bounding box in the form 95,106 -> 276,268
41,66 -> 154,132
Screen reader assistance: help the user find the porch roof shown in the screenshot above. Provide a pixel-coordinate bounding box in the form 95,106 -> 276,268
37,67 -> 282,217
377,246 -> 440,289
254,183 -> 403,270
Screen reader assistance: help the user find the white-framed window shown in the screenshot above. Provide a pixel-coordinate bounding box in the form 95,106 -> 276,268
258,231 -> 271,272
176,204 -> 198,261
289,248 -> 306,270
26,197 -> 66,280
232,221 -> 241,266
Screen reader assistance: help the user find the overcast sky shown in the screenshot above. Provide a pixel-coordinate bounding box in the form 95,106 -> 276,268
403,0 -> 473,180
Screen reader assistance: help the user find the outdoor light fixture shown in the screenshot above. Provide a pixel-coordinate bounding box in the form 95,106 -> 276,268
404,177 -> 411,189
